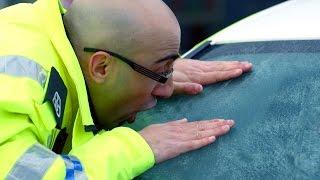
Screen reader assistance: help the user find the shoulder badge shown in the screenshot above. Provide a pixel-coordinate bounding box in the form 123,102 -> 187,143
44,67 -> 67,129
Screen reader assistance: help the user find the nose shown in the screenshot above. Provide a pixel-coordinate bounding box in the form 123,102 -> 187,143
151,78 -> 174,98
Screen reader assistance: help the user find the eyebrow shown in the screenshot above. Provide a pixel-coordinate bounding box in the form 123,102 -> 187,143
155,54 -> 180,64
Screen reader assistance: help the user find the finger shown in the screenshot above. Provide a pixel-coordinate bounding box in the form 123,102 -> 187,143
175,60 -> 240,72
173,82 -> 203,95
167,118 -> 188,125
202,61 -> 246,71
192,125 -> 231,140
198,69 -> 243,85
211,119 -> 235,127
180,136 -> 216,153
185,119 -> 235,131
240,61 -> 253,72
212,119 -> 225,122
200,61 -> 252,73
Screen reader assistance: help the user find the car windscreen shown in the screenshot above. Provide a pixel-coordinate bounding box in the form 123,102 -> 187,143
128,40 -> 320,180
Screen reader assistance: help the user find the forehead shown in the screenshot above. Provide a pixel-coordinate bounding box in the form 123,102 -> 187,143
137,30 -> 181,65
118,14 -> 181,65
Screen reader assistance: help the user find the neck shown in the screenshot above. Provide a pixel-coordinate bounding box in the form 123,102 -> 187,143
61,0 -> 73,9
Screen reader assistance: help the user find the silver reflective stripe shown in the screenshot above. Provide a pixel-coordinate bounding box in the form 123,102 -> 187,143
7,143 -> 58,180
62,155 -> 88,180
0,55 -> 47,87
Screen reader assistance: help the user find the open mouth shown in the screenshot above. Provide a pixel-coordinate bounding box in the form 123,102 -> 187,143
118,113 -> 136,126
141,97 -> 158,111
126,113 -> 137,124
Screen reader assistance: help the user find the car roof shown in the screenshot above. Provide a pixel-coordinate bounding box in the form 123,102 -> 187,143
208,0 -> 320,44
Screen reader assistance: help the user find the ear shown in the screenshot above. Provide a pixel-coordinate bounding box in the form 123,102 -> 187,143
88,51 -> 112,83
61,0 -> 73,9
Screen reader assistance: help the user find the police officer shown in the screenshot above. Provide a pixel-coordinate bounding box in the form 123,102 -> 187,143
0,0 -> 252,179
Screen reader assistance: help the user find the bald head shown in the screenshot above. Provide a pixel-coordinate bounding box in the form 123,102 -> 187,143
63,0 -> 181,62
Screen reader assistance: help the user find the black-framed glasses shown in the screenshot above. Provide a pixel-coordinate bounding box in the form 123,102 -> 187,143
84,47 -> 179,84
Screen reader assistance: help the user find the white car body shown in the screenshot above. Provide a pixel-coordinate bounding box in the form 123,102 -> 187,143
185,0 -> 320,57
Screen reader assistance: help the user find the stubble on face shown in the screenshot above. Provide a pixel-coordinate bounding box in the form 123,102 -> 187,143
64,0 -> 181,129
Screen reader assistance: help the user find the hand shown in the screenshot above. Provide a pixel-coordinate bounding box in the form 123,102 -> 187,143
173,59 -> 253,95
139,118 -> 235,164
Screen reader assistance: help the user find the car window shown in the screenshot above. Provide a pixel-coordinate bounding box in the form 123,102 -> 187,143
129,40 -> 320,179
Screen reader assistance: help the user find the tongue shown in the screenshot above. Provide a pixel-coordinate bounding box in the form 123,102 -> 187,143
127,114 -> 136,124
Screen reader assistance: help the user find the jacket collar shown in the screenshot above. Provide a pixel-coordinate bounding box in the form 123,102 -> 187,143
34,0 -> 97,135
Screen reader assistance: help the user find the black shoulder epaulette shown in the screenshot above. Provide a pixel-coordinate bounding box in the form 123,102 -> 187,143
43,67 -> 67,129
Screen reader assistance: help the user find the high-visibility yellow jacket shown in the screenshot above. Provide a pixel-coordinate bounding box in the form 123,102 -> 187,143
0,0 -> 155,179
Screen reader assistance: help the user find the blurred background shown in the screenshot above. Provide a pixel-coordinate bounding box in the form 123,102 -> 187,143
1,0 -> 286,53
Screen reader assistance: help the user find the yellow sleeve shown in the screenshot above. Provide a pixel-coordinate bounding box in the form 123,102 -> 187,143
69,127 -> 155,179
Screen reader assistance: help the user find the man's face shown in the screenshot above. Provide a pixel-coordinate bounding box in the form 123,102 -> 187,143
89,30 -> 181,129
64,0 -> 182,129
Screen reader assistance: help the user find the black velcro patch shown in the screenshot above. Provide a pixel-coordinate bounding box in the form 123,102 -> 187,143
44,67 -> 67,129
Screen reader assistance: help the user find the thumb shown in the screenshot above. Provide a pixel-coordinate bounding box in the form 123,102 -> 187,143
173,82 -> 203,95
